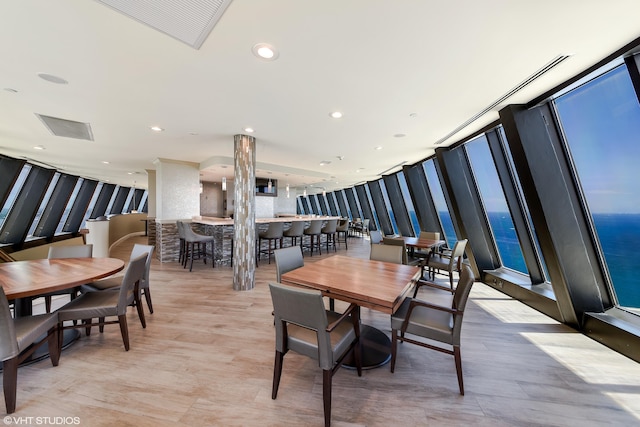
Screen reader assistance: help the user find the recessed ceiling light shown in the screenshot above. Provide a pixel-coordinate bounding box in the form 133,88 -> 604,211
319,160 -> 332,166
394,133 -> 406,138
102,161 -> 110,164
375,146 -> 383,150
409,112 -> 418,118
150,126 -> 164,132
244,127 -> 254,133
33,145 -> 45,150
252,43 -> 279,60
329,111 -> 343,119
37,73 -> 68,84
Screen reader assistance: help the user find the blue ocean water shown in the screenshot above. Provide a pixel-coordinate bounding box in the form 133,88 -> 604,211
484,211 -> 640,309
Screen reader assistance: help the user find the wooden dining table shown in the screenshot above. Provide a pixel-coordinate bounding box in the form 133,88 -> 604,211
1,257 -> 125,309
281,255 -> 420,368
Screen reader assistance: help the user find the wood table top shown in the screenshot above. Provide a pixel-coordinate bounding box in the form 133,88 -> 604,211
0,257 -> 125,300
398,236 -> 444,250
281,255 -> 420,314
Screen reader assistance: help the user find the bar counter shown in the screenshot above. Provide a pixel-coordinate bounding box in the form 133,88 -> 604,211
152,215 -> 341,265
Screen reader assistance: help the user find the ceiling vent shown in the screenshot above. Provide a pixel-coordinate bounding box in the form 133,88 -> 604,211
95,0 -> 234,49
36,114 -> 94,141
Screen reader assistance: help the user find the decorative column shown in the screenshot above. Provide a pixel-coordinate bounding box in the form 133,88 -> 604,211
233,134 -> 256,290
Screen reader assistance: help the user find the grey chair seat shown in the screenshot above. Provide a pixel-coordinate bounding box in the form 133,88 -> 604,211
14,314 -> 59,350
57,291 -> 121,322
81,277 -> 120,292
286,311 -> 358,362
391,297 -> 455,344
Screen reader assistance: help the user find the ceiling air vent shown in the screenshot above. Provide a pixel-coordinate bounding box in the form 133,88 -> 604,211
36,114 -> 94,141
95,0 -> 234,49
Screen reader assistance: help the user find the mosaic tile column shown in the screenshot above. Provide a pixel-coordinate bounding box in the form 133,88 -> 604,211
233,134 -> 256,291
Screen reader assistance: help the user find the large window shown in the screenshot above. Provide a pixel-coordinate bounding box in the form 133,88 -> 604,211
423,160 -> 456,247
466,135 -> 527,273
554,63 -> 640,310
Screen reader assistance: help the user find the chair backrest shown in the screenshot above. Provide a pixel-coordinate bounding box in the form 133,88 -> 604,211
269,282 -> 334,369
0,287 -> 18,362
176,221 -> 185,239
336,219 -> 349,232
362,219 -> 370,232
284,221 -> 305,236
451,264 -> 475,343
47,244 -> 93,259
263,222 -> 285,238
130,244 -> 154,288
321,219 -> 337,233
117,253 -> 148,314
382,237 -> 408,264
304,220 -> 323,234
419,231 -> 440,240
370,244 -> 404,264
448,239 -> 468,271
274,246 -> 304,283
369,230 -> 383,244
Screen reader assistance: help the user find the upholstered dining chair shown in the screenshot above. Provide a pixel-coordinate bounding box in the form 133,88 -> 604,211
320,219 -> 338,253
1,287 -> 60,414
269,282 -> 362,427
412,231 -> 442,260
382,237 -> 422,266
43,244 -> 94,313
390,264 -> 475,395
370,243 -> 404,264
258,222 -> 284,264
81,244 -> 155,314
274,246 -> 304,283
282,221 -> 305,248
56,253 -> 147,351
423,239 -> 468,291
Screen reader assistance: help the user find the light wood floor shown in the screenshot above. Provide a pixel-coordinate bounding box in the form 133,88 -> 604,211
9,235 -> 640,426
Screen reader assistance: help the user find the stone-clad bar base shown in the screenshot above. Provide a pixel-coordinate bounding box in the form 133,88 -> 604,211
153,216 -> 342,266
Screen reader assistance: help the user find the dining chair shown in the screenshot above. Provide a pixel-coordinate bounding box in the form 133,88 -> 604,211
423,239 -> 468,291
390,264 -> 475,395
56,253 -> 147,351
370,243 -> 404,264
274,246 -> 304,283
360,218 -> 370,237
1,287 -> 60,414
382,236 -> 422,265
258,222 -> 284,264
320,219 -> 338,253
180,221 -> 215,271
43,244 -> 94,313
302,220 -> 323,256
282,221 -> 305,248
412,231 -> 441,260
369,229 -> 383,245
269,282 -> 362,427
81,244 -> 155,314
176,221 -> 186,265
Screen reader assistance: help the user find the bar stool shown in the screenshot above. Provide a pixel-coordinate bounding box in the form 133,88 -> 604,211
181,222 -> 215,271
283,221 -> 305,248
335,218 -> 349,250
258,222 -> 284,264
302,220 -> 323,256
321,219 -> 338,253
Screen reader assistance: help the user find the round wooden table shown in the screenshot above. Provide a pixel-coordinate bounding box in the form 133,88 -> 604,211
0,257 -> 125,363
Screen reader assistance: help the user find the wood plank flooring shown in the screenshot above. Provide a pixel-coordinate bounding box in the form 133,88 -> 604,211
9,235 -> 640,426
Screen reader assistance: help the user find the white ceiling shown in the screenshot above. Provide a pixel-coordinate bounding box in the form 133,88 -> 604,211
1,0 -> 639,195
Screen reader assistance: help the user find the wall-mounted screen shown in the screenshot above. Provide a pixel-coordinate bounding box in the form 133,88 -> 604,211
256,177 -> 277,196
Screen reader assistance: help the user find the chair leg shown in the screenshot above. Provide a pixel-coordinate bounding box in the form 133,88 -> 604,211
135,291 -> 147,328
45,295 -> 52,313
390,329 -> 398,373
99,317 -> 105,333
454,346 -> 464,395
3,357 -> 18,414
144,289 -> 153,314
272,350 -> 284,399
84,319 -> 92,336
118,314 -> 130,351
322,369 -> 332,427
48,327 -> 60,367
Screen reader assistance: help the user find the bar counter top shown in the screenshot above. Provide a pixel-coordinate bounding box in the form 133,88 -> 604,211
192,215 -> 342,226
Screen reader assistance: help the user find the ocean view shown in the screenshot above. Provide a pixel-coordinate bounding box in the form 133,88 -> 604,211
475,211 -> 640,309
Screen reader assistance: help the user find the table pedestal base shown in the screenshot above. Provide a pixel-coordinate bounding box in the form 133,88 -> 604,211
342,324 -> 391,370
